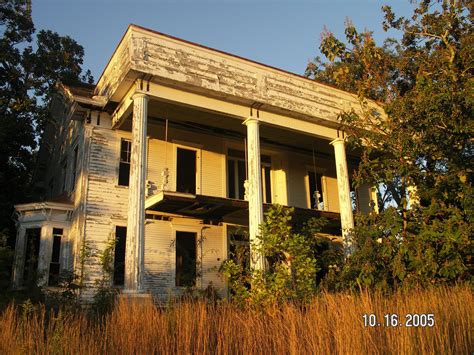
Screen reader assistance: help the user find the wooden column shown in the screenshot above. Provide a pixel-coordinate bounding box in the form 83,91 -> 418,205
330,137 -> 355,254
12,225 -> 26,288
243,116 -> 265,271
124,92 -> 148,292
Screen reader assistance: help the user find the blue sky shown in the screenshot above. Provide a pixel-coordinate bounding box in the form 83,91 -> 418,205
32,0 -> 413,82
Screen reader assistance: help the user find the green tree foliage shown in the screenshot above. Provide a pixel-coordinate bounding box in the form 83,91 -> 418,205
0,1 -> 92,247
306,0 -> 473,289
221,205 -> 342,305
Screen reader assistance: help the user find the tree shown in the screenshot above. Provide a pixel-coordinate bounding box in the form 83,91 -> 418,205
221,205 -> 342,305
306,0 -> 473,289
0,1 -> 93,248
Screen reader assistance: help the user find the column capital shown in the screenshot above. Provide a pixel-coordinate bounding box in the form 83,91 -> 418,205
132,92 -> 149,101
330,137 -> 346,146
243,116 -> 259,126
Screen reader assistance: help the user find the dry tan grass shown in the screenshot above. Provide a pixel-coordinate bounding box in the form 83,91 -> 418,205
0,286 -> 472,354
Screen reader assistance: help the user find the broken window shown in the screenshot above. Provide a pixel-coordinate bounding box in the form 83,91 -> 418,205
71,146 -> 79,191
113,226 -> 127,286
118,139 -> 131,186
227,149 -> 272,201
175,231 -> 197,287
23,228 -> 41,283
176,148 -> 196,194
308,171 -> 324,210
229,232 -> 249,270
48,228 -> 62,286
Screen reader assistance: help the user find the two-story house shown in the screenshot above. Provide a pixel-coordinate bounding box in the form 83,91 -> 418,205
12,24 -> 378,300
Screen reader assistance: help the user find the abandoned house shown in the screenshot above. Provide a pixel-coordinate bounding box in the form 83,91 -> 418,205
12,24 -> 378,300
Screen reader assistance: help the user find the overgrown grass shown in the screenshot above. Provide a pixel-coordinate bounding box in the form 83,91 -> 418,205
0,286 -> 472,354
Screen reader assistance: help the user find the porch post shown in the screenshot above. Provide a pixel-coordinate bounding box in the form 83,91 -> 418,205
330,137 -> 355,254
243,116 -> 265,271
124,92 -> 148,292
12,225 -> 26,288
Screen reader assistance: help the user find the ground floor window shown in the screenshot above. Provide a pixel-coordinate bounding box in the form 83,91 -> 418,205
23,228 -> 41,283
48,228 -> 63,286
113,226 -> 127,286
175,231 -> 197,287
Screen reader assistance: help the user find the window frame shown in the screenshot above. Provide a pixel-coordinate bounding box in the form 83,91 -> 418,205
173,143 -> 201,194
226,149 -> 272,202
70,145 -> 79,191
113,225 -> 127,287
118,138 -> 132,187
174,230 -> 198,287
48,228 -> 63,286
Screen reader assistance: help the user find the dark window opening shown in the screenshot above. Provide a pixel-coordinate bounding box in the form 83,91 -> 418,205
175,231 -> 197,287
118,139 -> 131,186
71,146 -> 79,191
113,226 -> 127,286
229,233 -> 250,270
48,228 -> 63,286
61,160 -> 67,192
23,228 -> 41,283
263,165 -> 272,203
227,159 -> 236,198
176,148 -> 196,194
308,171 -> 324,209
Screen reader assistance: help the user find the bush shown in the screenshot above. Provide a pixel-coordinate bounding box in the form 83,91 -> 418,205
221,205 -> 340,305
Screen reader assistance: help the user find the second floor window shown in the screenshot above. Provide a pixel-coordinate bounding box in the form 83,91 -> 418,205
118,139 -> 131,186
71,146 -> 79,191
61,160 -> 67,193
227,149 -> 272,202
308,171 -> 324,210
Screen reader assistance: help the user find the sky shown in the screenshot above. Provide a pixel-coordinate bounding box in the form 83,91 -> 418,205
32,0 -> 413,83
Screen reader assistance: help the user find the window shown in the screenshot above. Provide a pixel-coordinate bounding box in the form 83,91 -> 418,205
71,146 -> 79,191
308,171 -> 324,210
48,228 -> 62,286
23,228 -> 41,283
227,149 -> 272,202
118,139 -> 131,186
176,148 -> 197,194
175,231 -> 197,287
262,162 -> 272,204
227,151 -> 246,200
113,226 -> 127,286
61,160 -> 67,192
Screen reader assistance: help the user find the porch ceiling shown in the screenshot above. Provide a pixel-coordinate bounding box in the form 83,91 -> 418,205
120,99 -> 342,157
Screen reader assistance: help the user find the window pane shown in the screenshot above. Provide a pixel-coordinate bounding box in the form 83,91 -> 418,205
120,140 -> 131,163
175,232 -> 197,287
237,160 -> 246,200
118,139 -> 131,186
264,166 -> 272,203
308,171 -> 317,209
227,159 -> 236,198
71,146 -> 79,190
